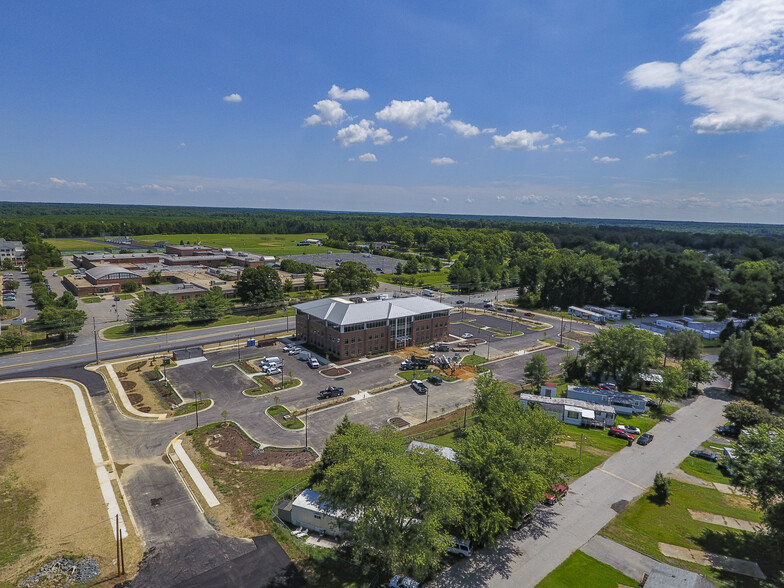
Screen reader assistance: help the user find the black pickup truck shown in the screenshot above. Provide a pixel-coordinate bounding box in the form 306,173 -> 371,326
318,386 -> 344,399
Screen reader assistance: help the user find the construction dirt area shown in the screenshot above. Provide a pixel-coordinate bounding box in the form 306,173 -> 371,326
0,380 -> 142,586
205,425 -> 316,469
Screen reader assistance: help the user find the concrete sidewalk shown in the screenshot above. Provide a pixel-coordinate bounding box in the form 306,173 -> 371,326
580,536 -> 657,583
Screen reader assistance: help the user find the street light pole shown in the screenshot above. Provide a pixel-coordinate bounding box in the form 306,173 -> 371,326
425,388 -> 429,423
194,390 -> 199,428
93,317 -> 99,363
305,408 -> 309,449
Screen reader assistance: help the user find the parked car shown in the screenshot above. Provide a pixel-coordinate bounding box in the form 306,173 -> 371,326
308,357 -> 320,369
427,375 -> 443,386
616,424 -> 641,435
483,298 -> 491,303
114,295 -> 121,301
608,427 -> 635,441
599,382 -> 617,391
523,311 -> 535,318
646,399 -> 659,408
637,433 -> 654,445
484,303 -> 494,309
716,424 -> 739,437
461,333 -> 473,338
318,386 -> 344,399
264,367 -> 282,376
544,483 -> 568,505
446,537 -> 472,558
689,449 -> 718,462
507,307 -> 516,313
649,313 -> 659,317
389,576 -> 419,588
288,347 -> 302,355
455,299 -> 465,304
411,380 -> 428,394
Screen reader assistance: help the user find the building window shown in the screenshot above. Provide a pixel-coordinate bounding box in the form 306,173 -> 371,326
314,513 -> 322,519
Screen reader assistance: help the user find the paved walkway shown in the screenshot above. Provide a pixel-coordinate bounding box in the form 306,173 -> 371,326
658,543 -> 766,580
687,509 -> 758,532
669,467 -> 714,488
580,536 -> 657,583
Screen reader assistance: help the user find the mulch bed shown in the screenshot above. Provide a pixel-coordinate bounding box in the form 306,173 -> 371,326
120,380 -> 136,391
389,417 -> 410,428
321,367 -> 350,376
206,426 -> 315,468
127,393 -> 143,405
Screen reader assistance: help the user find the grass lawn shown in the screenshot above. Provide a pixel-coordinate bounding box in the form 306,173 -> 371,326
397,369 -> 434,382
132,233 -> 349,257
267,405 -> 304,429
117,293 -> 135,300
101,307 -> 294,339
536,550 -> 640,588
45,238 -> 121,251
171,399 -> 212,417
600,479 -> 770,586
679,454 -> 734,485
55,268 -> 74,276
560,426 -> 632,453
81,296 -> 101,303
377,269 -> 451,289
461,354 -> 488,367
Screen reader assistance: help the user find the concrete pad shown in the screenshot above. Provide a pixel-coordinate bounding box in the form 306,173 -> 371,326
172,438 -> 220,508
581,536 -> 656,582
687,509 -> 758,532
176,356 -> 208,366
658,543 -> 766,580
713,482 -> 742,495
668,468 -> 714,488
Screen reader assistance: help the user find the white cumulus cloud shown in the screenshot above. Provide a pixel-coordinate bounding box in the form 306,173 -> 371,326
632,127 -> 649,134
645,150 -> 676,159
514,194 -> 546,204
358,153 -> 377,162
49,177 -> 88,188
628,0 -> 784,133
447,120 -> 480,137
127,183 -> 175,193
335,119 -> 393,147
592,156 -> 620,163
492,130 -> 549,150
376,96 -> 451,128
223,93 -> 242,103
328,85 -> 370,101
586,130 -> 616,140
431,157 -> 457,166
552,137 -> 565,146
304,99 -> 347,126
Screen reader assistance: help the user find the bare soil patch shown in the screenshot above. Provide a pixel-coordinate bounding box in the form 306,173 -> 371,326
389,417 -> 410,428
126,392 -> 143,405
321,367 -> 349,377
205,426 -> 315,469
0,380 -> 142,585
566,330 -> 596,345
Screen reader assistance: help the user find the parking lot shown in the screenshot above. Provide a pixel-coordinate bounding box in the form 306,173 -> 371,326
280,251 -> 403,275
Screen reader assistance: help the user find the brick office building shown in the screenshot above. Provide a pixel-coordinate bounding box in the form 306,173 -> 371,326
294,296 -> 452,360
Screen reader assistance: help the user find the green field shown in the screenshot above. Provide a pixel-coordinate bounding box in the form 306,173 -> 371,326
45,238 -> 121,252
132,233 -> 349,257
378,269 -> 451,289
536,550 -> 639,588
600,479 -> 768,586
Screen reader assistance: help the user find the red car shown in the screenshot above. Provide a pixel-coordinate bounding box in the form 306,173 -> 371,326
544,483 -> 568,505
608,427 -> 635,441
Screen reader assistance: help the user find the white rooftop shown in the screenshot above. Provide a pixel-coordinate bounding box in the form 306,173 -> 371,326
520,393 -> 616,414
295,295 -> 452,326
407,440 -> 457,462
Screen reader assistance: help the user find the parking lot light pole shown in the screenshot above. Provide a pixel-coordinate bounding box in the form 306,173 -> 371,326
304,408 -> 308,449
194,390 -> 199,428
425,388 -> 429,423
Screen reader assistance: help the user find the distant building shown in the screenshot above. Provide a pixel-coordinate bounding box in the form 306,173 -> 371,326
568,306 -> 605,324
583,305 -> 623,321
294,295 -> 451,360
276,488 -> 351,538
0,238 -> 25,267
164,244 -> 217,257
146,282 -> 209,303
63,264 -> 143,295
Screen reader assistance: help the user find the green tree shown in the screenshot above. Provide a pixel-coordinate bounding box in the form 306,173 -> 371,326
726,422 -> 784,552
186,287 -> 232,323
324,261 -> 378,294
723,400 -> 774,430
653,366 -> 688,406
303,272 -> 315,291
582,325 -> 665,390
316,420 -> 469,580
0,331 -> 25,351
55,291 -> 78,309
523,353 -> 549,391
34,306 -> 87,339
3,279 -> 19,291
746,357 -> 784,412
148,269 -> 162,284
122,281 -> 140,293
395,262 -> 403,275
403,257 -> 419,274
680,358 -> 715,392
720,261 -> 775,316
235,266 -> 284,307
715,303 -> 731,321
715,332 -> 755,393
652,471 -> 671,504
664,329 -> 702,363
1,258 -> 14,270
128,293 -> 183,328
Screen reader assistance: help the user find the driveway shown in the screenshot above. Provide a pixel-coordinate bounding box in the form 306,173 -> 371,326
430,388 -> 732,588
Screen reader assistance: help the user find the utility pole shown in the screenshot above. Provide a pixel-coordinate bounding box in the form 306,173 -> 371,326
93,317 -> 99,362
304,408 -> 309,449
194,390 -> 199,428
559,316 -> 564,346
425,387 -> 430,423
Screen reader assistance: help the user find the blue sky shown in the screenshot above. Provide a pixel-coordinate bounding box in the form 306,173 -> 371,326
3,1 -> 784,223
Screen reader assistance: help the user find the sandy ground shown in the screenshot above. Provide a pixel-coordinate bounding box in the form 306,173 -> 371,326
0,380 -> 141,585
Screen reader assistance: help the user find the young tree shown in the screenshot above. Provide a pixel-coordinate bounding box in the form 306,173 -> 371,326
715,332 -> 755,393
653,366 -> 689,406
317,421 -> 469,580
3,279 -> 19,291
664,329 -> 702,363
0,331 -> 25,351
582,325 -> 665,390
723,400 -> 774,430
303,272 -> 315,291
680,358 -> 715,392
652,471 -> 671,504
235,266 -> 284,306
523,353 -> 549,392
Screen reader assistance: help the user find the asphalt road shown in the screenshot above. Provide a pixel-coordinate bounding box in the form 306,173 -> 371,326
430,387 -> 733,588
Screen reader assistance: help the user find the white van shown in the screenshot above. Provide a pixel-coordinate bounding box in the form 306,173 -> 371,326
298,351 -> 311,361
447,538 -> 472,558
261,357 -> 282,367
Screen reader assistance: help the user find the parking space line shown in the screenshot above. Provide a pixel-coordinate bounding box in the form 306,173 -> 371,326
596,467 -> 645,490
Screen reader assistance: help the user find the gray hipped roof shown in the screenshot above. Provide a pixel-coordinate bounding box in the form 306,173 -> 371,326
294,296 -> 452,326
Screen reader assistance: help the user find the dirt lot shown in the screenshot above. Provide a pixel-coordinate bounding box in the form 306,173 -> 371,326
205,425 -> 315,469
0,380 -> 141,585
